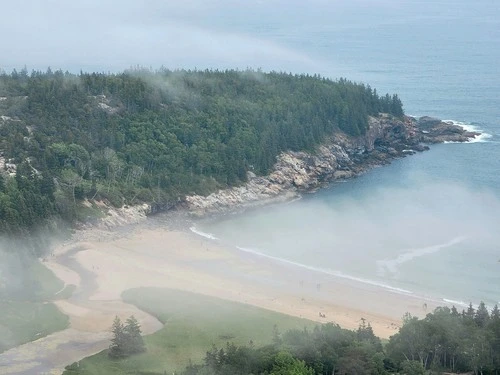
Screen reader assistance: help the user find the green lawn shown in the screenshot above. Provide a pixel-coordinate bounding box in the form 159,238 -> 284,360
26,260 -> 67,300
0,301 -> 69,352
63,287 -> 316,375
0,259 -> 71,353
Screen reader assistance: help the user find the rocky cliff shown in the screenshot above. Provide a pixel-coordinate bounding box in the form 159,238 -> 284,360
183,115 -> 479,216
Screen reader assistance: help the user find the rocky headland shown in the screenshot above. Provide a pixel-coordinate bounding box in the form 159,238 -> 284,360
86,114 -> 479,227
182,115 -> 479,216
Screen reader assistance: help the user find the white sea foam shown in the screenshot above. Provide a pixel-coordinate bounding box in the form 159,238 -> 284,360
192,233 -> 475,306
442,119 -> 493,143
330,270 -> 413,295
236,246 -> 414,295
376,236 -> 466,277
189,226 -> 219,240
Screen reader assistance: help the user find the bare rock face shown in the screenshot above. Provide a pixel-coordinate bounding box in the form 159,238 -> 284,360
183,176 -> 295,217
417,116 -> 443,130
417,119 -> 480,143
78,202 -> 152,230
91,95 -> 122,115
183,114 -> 478,216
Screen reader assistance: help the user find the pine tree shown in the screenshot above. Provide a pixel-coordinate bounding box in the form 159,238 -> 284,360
109,316 -> 126,358
123,315 -> 146,355
465,303 -> 475,320
391,94 -> 404,117
491,305 -> 500,321
475,301 -> 490,327
357,319 -> 383,352
0,174 -> 5,193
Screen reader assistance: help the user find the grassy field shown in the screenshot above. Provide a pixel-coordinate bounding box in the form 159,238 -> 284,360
0,301 -> 69,352
0,260 -> 70,352
63,287 -> 317,375
25,260 -> 67,300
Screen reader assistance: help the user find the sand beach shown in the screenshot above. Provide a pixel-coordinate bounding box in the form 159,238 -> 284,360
0,216 -> 437,374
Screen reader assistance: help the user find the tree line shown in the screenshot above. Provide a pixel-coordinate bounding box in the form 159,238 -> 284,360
0,67 -> 404,249
62,302 -> 500,374
184,303 -> 500,375
183,320 -> 386,375
386,303 -> 500,374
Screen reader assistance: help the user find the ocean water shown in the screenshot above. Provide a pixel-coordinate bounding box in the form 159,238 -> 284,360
194,0 -> 500,308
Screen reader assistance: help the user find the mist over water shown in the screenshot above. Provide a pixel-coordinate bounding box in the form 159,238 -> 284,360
198,159 -> 500,307
190,0 -> 500,308
191,0 -> 500,307
2,0 -> 498,309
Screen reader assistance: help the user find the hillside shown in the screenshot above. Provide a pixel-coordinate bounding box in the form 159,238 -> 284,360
0,68 -> 404,246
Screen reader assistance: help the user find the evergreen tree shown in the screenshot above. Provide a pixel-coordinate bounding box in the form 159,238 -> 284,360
108,315 -> 145,358
464,303 -> 475,320
357,319 -> 383,352
0,174 -> 5,193
123,315 -> 146,355
475,301 -> 490,327
391,94 -> 404,117
109,316 -> 126,359
491,304 -> 500,321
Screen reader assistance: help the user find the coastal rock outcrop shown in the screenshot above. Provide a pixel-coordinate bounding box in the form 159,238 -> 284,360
417,117 -> 479,143
78,201 -> 152,230
184,115 -> 478,216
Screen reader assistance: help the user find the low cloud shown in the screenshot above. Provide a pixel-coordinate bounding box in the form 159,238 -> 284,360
0,0 -> 322,73
203,178 -> 499,304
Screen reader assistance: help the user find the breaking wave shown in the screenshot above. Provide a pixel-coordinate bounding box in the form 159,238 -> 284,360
236,246 -> 414,295
189,226 -> 219,240
190,228 -> 479,310
442,119 -> 493,143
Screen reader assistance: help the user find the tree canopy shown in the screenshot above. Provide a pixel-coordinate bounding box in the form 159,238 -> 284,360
0,67 -> 404,246
64,303 -> 500,375
184,303 -> 500,375
108,315 -> 145,359
386,304 -> 500,374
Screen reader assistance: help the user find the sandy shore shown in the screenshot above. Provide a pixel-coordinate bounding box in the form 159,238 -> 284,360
0,219 -> 437,374
56,222 -> 436,337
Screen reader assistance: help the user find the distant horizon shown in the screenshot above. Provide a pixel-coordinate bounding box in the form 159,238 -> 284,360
3,0 -> 495,80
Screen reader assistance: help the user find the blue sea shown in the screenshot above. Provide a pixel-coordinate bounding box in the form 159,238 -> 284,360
192,0 -> 500,308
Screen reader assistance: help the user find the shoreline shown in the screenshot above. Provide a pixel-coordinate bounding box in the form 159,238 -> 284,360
0,115 -> 480,374
60,222 -> 436,330
0,220 -> 436,375
187,221 -> 476,312
187,222 -> 469,312
181,115 -> 480,217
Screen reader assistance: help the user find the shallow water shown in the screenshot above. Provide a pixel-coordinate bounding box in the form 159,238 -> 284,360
196,0 -> 500,308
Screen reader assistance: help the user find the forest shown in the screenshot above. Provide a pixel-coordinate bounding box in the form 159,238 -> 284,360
182,304 -> 500,375
63,303 -> 500,375
0,67 -> 403,247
